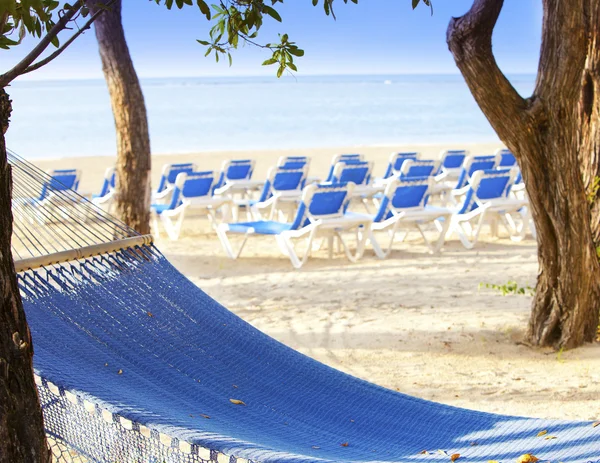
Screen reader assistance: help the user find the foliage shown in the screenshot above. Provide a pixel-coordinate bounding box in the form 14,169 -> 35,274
0,1 -> 87,50
587,175 -> 600,205
2,0 -> 432,77
478,281 -> 534,297
153,0 -> 431,76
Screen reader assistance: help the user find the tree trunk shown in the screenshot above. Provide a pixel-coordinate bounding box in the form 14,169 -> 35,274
447,0 -> 600,349
0,89 -> 51,462
87,0 -> 152,234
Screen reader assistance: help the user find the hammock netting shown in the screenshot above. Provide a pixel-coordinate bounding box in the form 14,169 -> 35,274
8,152 -> 600,463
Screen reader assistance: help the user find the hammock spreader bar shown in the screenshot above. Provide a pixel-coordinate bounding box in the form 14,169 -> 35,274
13,234 -> 153,272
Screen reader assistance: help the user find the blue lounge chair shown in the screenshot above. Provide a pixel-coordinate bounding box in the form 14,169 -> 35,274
43,168 -> 81,195
434,154 -> 501,204
91,167 -> 116,211
153,162 -> 197,203
381,151 -> 419,179
330,160 -> 381,209
249,165 -> 308,220
452,154 -> 501,189
448,168 -> 528,248
217,182 -> 373,268
438,149 -> 469,179
353,177 -> 452,257
496,148 -> 518,167
151,171 -> 231,240
399,159 -> 441,179
325,153 -> 365,181
17,168 -> 82,224
22,168 -> 80,204
277,155 -> 310,170
214,159 -> 264,198
330,160 -> 372,186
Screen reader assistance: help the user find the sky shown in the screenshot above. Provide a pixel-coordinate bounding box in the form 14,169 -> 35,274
2,1 -> 543,80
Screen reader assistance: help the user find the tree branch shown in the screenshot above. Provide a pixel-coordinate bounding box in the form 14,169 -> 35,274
0,1 -> 84,87
20,0 -> 116,76
447,0 -> 532,154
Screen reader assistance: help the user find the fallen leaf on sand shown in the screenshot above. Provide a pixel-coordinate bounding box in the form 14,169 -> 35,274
544,435 -> 557,440
593,421 -> 600,428
536,430 -> 547,437
117,369 -> 123,375
341,442 -> 349,447
199,414 -> 210,419
517,454 -> 539,463
488,461 -> 500,463
419,450 -> 429,455
229,399 -> 246,405
450,453 -> 460,461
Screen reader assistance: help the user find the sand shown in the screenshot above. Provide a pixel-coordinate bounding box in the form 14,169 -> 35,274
33,143 -> 600,422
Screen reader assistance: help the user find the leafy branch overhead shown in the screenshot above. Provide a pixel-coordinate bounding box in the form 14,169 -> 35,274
1,0 -> 432,81
154,0 -> 432,76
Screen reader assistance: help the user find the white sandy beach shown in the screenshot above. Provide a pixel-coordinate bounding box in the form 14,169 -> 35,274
33,143 -> 600,422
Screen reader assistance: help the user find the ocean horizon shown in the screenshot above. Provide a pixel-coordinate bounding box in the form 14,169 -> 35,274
5,73 -> 536,160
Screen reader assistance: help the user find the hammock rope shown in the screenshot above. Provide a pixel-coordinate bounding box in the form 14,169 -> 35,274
8,149 -> 136,260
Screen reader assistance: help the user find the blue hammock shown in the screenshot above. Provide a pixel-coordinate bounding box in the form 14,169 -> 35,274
19,246 -> 600,463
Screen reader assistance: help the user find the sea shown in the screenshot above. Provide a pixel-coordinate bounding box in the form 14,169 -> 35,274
4,74 -> 536,160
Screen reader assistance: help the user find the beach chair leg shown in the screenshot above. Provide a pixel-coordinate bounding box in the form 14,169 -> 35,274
173,208 -> 188,239
362,197 -> 374,214
328,235 -> 334,259
489,217 -> 499,239
206,209 -> 218,230
220,201 -> 232,223
504,212 -> 526,242
161,214 -> 179,241
354,224 -> 370,261
449,211 -> 487,250
396,229 -> 409,243
216,227 -> 251,259
416,223 -> 435,253
369,230 -> 389,259
419,217 -> 450,253
450,222 -> 475,249
278,229 -> 316,269
469,210 -> 489,248
337,225 -> 369,263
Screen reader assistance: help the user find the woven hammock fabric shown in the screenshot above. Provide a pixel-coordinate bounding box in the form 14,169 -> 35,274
19,245 -> 600,463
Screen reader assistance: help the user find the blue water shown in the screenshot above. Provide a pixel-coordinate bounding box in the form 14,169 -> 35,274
5,74 -> 536,159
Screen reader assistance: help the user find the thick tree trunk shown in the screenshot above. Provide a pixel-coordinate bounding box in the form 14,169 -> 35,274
0,89 -> 51,462
87,0 -> 152,234
448,0 -> 600,349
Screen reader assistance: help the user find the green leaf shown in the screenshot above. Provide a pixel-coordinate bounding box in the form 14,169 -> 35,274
412,0 -> 420,8
262,58 -> 277,66
262,5 -> 282,22
197,0 -> 211,20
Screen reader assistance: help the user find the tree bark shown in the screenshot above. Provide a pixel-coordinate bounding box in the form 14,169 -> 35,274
0,89 -> 51,462
448,0 -> 600,349
87,0 -> 152,234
